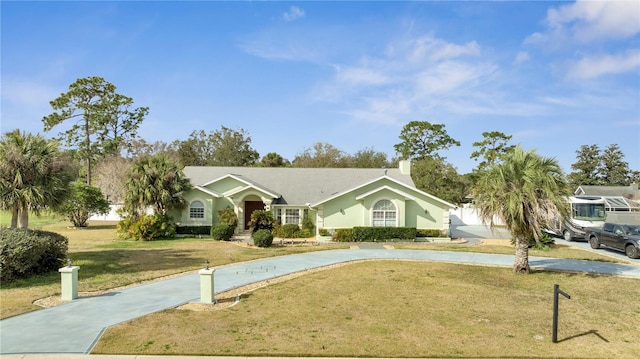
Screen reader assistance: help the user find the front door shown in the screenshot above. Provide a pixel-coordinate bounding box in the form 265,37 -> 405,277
244,201 -> 264,230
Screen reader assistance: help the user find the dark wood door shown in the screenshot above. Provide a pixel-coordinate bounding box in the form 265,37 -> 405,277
244,201 -> 264,229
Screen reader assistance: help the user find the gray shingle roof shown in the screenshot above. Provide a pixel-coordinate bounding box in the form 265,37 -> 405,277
576,185 -> 639,198
182,166 -> 415,206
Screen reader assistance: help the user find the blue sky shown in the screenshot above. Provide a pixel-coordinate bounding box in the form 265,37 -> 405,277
2,1 -> 639,174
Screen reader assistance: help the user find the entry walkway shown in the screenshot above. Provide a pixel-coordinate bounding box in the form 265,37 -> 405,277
2,248 -> 640,355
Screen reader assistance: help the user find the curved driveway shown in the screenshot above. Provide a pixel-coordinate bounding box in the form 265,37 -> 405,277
2,247 -> 640,355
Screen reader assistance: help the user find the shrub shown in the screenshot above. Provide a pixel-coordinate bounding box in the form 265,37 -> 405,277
176,226 -> 211,235
318,228 -> 331,236
248,210 -> 274,233
352,227 -> 417,242
298,228 -> 314,238
217,207 -> 238,228
333,228 -> 354,242
417,229 -> 443,238
211,224 -> 235,241
302,215 -> 315,232
530,232 -> 555,250
277,224 -> 301,238
253,229 -> 273,247
117,213 -> 176,241
0,228 -> 68,282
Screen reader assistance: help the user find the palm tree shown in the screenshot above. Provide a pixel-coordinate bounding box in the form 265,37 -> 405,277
0,130 -> 72,228
123,154 -> 191,216
472,146 -> 569,273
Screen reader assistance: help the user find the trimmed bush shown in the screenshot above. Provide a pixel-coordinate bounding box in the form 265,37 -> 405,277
298,228 -> 314,238
352,227 -> 417,242
0,228 -> 68,282
417,229 -> 444,238
176,226 -> 211,235
253,229 -> 273,248
277,224 -> 301,238
333,228 -> 354,242
117,213 -> 176,241
318,228 -> 330,236
211,224 -> 235,241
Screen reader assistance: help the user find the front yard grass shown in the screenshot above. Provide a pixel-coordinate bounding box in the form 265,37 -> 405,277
93,260 -> 640,358
0,219 -> 341,319
0,214 -> 632,322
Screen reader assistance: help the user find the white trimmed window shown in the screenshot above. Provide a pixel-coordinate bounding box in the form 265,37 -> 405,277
372,200 -> 396,227
189,200 -> 205,219
285,208 -> 300,225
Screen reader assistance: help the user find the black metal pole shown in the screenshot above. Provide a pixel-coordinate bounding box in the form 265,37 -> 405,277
553,284 -> 559,343
553,284 -> 571,343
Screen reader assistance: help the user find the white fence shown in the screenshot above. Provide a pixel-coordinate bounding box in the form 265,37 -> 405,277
89,204 -> 123,221
449,206 -> 504,226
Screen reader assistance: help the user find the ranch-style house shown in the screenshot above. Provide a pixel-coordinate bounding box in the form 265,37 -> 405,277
170,160 -> 456,237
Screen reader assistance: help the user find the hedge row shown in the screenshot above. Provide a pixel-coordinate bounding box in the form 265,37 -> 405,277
176,225 -> 211,235
274,223 -> 315,238
353,227 -> 417,241
329,227 -> 446,242
1,228 -> 68,282
417,229 -> 445,237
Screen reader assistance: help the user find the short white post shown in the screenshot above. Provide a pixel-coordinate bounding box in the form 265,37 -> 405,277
59,264 -> 80,301
199,266 -> 216,304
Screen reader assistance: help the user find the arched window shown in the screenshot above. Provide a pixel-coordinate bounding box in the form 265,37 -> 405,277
372,199 -> 396,227
189,200 -> 205,219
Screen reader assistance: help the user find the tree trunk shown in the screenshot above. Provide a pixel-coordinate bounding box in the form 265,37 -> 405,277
10,207 -> 18,229
85,115 -> 92,185
18,206 -> 29,229
513,237 -> 530,274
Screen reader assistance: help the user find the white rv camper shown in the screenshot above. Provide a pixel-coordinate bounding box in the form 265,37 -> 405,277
549,196 -> 606,241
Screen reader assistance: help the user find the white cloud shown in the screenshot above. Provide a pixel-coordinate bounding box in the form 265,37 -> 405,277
400,34 -> 480,64
513,51 -> 530,66
546,0 -> 640,42
2,79 -> 59,108
567,50 -> 640,79
414,61 -> 495,95
312,33 -> 512,126
334,65 -> 390,86
283,6 -> 305,22
527,0 -> 640,46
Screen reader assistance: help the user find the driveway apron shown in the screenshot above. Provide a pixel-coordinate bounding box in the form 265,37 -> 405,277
2,248 -> 640,354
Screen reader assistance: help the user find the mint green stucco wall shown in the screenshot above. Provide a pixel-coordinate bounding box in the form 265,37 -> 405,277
205,177 -> 245,194
319,178 -> 449,230
174,191 -> 215,226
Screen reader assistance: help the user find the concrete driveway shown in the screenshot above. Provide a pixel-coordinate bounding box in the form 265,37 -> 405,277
555,236 -> 640,264
450,225 -> 511,241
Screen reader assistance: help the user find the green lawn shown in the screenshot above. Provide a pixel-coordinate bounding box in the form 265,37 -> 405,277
3,215 -> 639,358
0,216 -> 342,319
94,261 -> 640,358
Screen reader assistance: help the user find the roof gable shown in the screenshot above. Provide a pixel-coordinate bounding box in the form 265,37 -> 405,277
310,175 -> 456,209
204,174 -> 280,199
355,185 -> 417,201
